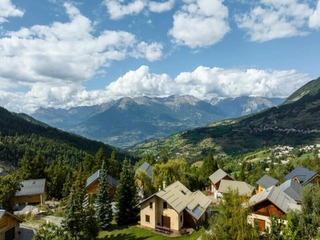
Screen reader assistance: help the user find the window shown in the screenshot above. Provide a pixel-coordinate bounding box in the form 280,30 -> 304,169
163,202 -> 167,209
149,202 -> 153,209
145,215 -> 150,223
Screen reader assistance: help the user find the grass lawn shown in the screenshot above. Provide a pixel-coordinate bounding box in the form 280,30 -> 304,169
98,225 -> 205,240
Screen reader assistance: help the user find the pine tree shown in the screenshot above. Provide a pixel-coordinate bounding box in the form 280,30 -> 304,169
115,160 -> 139,226
96,160 -> 113,230
83,203 -> 99,240
202,152 -> 218,178
62,166 -> 86,239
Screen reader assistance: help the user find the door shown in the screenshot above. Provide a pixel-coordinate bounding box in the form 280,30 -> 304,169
257,219 -> 266,232
5,227 -> 15,240
162,215 -> 171,229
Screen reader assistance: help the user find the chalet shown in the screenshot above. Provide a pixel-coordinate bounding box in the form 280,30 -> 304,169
209,169 -> 234,198
248,186 -> 300,232
256,175 -> 279,193
14,179 -> 46,205
0,210 -> 23,240
85,170 -> 118,198
135,162 -> 153,179
218,180 -> 255,198
279,179 -> 302,204
140,181 -> 211,233
284,166 -> 320,186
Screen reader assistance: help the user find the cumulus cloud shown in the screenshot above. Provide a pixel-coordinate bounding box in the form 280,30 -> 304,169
104,0 -> 146,19
0,3 -> 163,110
149,0 -> 175,13
169,0 -> 230,48
1,65 -> 311,113
309,0 -> 320,29
0,0 -> 24,23
236,0 -> 313,42
104,0 -> 175,19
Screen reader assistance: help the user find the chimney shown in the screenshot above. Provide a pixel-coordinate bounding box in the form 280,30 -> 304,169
163,181 -> 166,189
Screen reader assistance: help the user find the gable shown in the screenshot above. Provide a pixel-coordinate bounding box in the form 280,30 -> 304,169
253,200 -> 285,217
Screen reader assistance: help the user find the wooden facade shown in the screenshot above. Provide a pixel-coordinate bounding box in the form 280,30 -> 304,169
14,192 -> 47,206
86,180 -> 117,199
0,211 -> 23,240
252,200 -> 285,217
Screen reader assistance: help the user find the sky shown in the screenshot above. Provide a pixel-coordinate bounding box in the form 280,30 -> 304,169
0,0 -> 319,113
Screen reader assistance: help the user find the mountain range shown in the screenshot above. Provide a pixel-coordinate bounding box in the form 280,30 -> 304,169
32,95 -> 284,148
130,77 -> 320,161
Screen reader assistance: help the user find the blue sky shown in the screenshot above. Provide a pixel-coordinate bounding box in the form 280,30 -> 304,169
0,0 -> 319,113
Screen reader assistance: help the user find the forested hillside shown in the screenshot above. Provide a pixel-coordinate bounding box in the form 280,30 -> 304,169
0,107 -> 129,166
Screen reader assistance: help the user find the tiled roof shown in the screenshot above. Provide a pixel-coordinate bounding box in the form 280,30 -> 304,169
279,179 -> 302,202
15,179 -> 46,196
145,181 -> 211,220
218,180 -> 255,196
249,186 -> 299,214
284,166 -> 318,185
135,162 -> 152,178
85,170 -> 118,188
209,169 -> 233,185
256,175 -> 279,189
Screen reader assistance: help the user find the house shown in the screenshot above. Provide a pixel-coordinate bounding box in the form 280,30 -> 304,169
85,170 -> 118,198
140,181 -> 211,233
256,175 -> 279,193
0,210 -> 23,240
209,169 -> 234,198
284,166 -> 320,186
279,179 -> 302,204
14,179 -> 46,205
248,186 -> 300,232
218,180 -> 255,198
135,162 -> 153,179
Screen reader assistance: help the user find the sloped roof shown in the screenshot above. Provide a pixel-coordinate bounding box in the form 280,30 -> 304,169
249,186 -> 299,214
256,175 -> 279,189
135,162 -> 152,178
0,209 -> 23,222
209,169 -> 233,185
279,179 -> 302,202
144,181 -> 211,220
218,180 -> 255,196
85,170 -> 118,188
0,210 -> 4,218
284,166 -> 318,185
15,179 -> 46,196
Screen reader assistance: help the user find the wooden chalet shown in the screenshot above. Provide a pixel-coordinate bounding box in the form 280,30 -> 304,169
284,166 -> 320,186
85,170 -> 118,198
14,179 -> 47,205
0,210 -> 23,240
248,186 -> 300,232
209,169 -> 234,198
140,181 -> 211,233
256,175 -> 279,193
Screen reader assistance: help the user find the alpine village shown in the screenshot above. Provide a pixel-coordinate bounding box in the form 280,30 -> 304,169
0,70 -> 318,240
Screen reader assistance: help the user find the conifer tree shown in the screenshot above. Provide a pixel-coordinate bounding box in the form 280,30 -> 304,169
96,160 -> 113,230
83,202 -> 99,240
62,166 -> 86,238
202,152 -> 218,178
115,159 -> 139,226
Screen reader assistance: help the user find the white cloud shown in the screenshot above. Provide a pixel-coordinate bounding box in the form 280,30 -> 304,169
0,0 -> 24,23
169,0 -> 230,48
104,0 -> 146,20
149,0 -> 175,13
174,67 -> 310,99
0,3 -> 163,110
131,42 -> 163,61
1,65 -> 311,113
236,0 -> 313,42
309,0 -> 320,29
